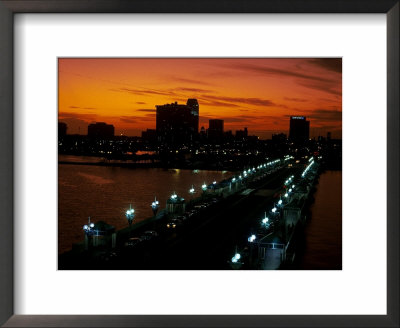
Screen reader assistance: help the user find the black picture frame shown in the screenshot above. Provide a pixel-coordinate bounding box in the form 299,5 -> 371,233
0,1 -> 398,327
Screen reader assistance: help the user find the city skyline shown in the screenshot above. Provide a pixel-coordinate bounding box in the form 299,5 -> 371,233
58,58 -> 342,139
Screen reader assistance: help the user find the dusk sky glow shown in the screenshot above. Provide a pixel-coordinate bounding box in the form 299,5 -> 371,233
58,58 -> 342,139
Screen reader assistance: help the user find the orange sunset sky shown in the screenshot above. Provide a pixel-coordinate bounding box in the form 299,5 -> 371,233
58,58 -> 342,139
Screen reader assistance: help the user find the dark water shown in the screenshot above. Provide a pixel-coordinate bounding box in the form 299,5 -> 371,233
298,170 -> 342,270
58,159 -> 232,254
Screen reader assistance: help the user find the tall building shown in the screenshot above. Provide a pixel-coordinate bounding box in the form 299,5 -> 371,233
187,99 -> 199,134
208,119 -> 224,142
88,122 -> 115,138
156,99 -> 199,145
289,116 -> 310,142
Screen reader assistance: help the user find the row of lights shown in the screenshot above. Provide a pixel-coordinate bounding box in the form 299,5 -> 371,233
233,169 -> 300,262
302,158 -> 314,178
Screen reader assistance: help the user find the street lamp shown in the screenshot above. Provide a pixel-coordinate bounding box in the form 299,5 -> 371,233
262,212 -> 269,227
202,182 -> 207,191
248,234 -> 256,243
189,185 -> 195,194
151,197 -> 159,216
231,253 -> 241,263
83,216 -> 95,250
83,216 -> 95,235
125,204 -> 135,237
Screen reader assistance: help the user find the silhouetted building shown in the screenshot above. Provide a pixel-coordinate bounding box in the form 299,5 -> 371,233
235,127 -> 248,140
224,130 -> 233,141
208,119 -> 224,142
156,99 -> 199,145
289,116 -> 309,142
186,99 -> 199,134
58,122 -> 67,137
272,133 -> 287,142
88,122 -> 114,138
142,129 -> 157,143
327,131 -> 332,140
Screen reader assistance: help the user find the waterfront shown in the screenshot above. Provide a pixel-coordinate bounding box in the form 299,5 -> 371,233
58,156 -> 233,254
298,170 -> 342,269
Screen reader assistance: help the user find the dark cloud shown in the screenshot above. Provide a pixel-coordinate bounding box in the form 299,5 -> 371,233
199,99 -> 241,108
114,87 -> 176,97
284,97 -> 308,103
59,112 -> 98,121
172,77 -> 212,86
120,117 -> 136,124
68,105 -> 96,110
137,109 -> 156,112
173,87 -> 214,93
200,95 -> 278,107
308,109 -> 342,122
228,62 -> 341,97
307,58 -> 342,73
230,63 -> 334,83
297,80 -> 342,97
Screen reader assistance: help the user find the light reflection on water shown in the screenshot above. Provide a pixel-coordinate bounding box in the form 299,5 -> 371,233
58,163 -> 232,254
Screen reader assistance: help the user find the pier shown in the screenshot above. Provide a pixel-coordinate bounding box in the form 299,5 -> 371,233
58,156 -> 322,270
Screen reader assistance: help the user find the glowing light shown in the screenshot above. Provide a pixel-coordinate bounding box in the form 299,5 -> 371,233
232,178 -> 236,182
278,200 -> 282,205
202,183 -> 207,190
248,235 -> 256,243
292,185 -> 295,188
289,188 -> 292,192
189,185 -> 195,194
232,253 -> 241,263
83,225 -> 88,230
213,181 -> 216,185
262,217 -> 269,224
90,223 -> 94,228
272,207 -> 277,213
285,193 -> 288,197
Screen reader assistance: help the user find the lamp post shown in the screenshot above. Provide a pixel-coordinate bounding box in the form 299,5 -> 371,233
83,216 -> 95,250
188,185 -> 195,205
151,197 -> 159,217
125,204 -> 135,238
189,185 -> 195,195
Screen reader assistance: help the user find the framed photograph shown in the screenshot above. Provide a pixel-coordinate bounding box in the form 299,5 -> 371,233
0,1 -> 398,327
